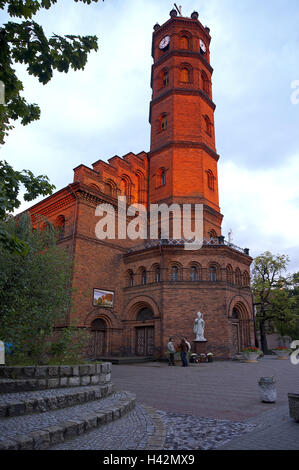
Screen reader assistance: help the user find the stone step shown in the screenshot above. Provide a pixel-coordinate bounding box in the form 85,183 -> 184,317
0,371 -> 111,394
0,363 -> 111,380
0,383 -> 114,418
0,391 -> 136,450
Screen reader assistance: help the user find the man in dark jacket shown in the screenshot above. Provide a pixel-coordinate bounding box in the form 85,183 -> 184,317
180,338 -> 189,367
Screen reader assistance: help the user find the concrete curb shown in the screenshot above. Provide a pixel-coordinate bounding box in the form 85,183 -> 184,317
142,405 -> 166,450
0,392 -> 136,450
0,383 -> 114,418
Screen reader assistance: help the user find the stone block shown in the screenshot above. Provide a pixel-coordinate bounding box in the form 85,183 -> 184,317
25,399 -> 37,414
46,397 -> 58,410
94,388 -> 102,399
84,414 -> 97,431
79,365 -> 90,376
63,421 -> 79,439
47,378 -> 59,389
57,396 -> 66,407
48,366 -> 59,377
95,412 -> 107,425
29,430 -> 51,450
0,404 -> 7,417
105,410 -> 113,423
69,376 -> 80,387
15,435 -> 33,450
91,375 -> 99,385
60,377 -> 68,387
0,439 -> 19,450
95,364 -> 102,374
25,379 -> 38,391
59,366 -> 72,377
89,364 -> 96,375
7,402 -> 26,417
37,379 -> 47,390
69,420 -> 85,435
72,365 -> 79,376
23,367 -> 35,378
86,390 -> 95,401
36,399 -> 47,413
81,375 -> 91,386
46,426 -> 64,445
34,366 -> 47,378
78,392 -> 86,403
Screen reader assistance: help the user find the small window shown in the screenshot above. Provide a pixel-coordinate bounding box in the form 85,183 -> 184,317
201,71 -> 209,95
209,266 -> 217,282
180,36 -> 189,49
190,266 -> 198,282
161,169 -> 166,186
163,70 -> 169,87
171,266 -> 179,282
180,68 -> 190,83
161,115 -> 167,131
141,270 -> 147,285
207,170 -> 215,190
155,267 -> 161,283
204,115 -> 212,137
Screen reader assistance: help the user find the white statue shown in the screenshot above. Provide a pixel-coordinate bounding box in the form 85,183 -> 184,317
228,228 -> 233,244
194,312 -> 207,342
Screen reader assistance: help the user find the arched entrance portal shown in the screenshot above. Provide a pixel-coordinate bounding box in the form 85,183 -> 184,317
135,307 -> 155,356
89,318 -> 107,358
231,301 -> 252,355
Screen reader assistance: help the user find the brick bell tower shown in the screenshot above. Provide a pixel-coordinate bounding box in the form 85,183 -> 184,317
149,9 -> 223,238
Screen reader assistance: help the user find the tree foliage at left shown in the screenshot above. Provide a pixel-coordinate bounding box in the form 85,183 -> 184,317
0,0 -> 102,143
0,0 -> 103,252
0,213 -> 75,364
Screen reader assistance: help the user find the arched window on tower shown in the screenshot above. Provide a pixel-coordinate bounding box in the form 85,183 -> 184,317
156,167 -> 167,187
207,170 -> 215,191
201,70 -> 210,95
204,115 -> 212,137
163,69 -> 169,87
235,268 -> 242,286
161,114 -> 167,131
180,35 -> 189,49
180,67 -> 190,83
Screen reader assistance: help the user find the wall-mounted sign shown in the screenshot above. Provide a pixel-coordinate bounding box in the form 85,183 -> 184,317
93,289 -> 114,308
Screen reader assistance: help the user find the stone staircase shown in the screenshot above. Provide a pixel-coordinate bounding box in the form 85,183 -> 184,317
0,363 -> 136,450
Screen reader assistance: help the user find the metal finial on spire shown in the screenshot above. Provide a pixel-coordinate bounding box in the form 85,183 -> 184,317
174,3 -> 182,16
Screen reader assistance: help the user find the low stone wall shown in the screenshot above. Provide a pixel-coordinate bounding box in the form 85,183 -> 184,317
0,363 -> 112,393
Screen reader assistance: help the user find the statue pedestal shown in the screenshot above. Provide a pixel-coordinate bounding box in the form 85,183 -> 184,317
193,341 -> 208,355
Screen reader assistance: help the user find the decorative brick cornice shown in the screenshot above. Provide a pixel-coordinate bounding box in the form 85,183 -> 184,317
153,49 -> 213,74
151,88 -> 216,111
149,141 -> 220,162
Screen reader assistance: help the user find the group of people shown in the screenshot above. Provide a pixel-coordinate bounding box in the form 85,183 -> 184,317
167,337 -> 191,367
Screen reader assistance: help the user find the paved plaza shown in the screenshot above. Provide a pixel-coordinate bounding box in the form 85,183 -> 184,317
52,356 -> 299,450
1,357 -> 298,450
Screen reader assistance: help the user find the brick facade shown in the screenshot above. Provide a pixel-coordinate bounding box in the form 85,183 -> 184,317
28,11 -> 255,359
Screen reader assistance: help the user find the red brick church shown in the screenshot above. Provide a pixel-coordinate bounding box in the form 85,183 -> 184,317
28,9 -> 255,359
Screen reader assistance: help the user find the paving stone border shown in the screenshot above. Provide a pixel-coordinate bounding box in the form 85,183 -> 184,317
0,383 -> 114,418
142,405 -> 166,450
0,363 -> 112,393
0,391 -> 136,450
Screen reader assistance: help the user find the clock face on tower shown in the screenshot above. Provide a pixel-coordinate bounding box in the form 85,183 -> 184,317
200,39 -> 207,54
159,36 -> 170,50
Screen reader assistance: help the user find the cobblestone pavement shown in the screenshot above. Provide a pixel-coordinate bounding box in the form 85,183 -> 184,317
51,405 -> 156,450
0,391 -> 127,441
157,411 -> 257,450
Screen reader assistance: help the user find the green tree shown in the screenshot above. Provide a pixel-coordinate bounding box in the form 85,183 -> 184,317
0,212 -> 73,363
0,0 -> 103,143
252,251 -> 295,353
0,0 -> 103,252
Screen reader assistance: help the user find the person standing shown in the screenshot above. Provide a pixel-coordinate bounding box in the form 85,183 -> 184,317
179,338 -> 189,367
167,338 -> 176,366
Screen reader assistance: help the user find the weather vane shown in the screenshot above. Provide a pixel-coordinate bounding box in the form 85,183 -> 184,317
174,3 -> 182,16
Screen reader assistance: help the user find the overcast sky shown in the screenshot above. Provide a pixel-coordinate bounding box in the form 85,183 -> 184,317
1,0 -> 299,273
